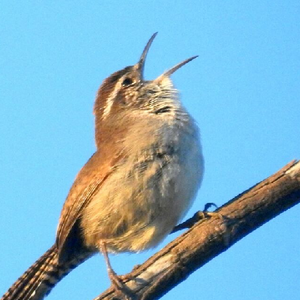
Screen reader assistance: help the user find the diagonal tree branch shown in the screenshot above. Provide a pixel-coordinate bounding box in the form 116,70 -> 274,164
94,160 -> 300,300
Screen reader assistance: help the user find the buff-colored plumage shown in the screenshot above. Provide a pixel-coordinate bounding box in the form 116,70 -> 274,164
1,33 -> 203,300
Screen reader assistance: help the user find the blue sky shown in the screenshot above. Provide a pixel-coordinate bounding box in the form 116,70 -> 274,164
1,1 -> 299,300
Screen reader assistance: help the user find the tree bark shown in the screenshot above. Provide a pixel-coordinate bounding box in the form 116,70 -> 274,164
94,160 -> 300,300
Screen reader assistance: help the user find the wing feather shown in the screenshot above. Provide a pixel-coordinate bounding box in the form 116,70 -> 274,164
55,150 -> 124,260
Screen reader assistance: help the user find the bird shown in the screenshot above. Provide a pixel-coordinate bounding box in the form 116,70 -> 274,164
1,32 -> 204,300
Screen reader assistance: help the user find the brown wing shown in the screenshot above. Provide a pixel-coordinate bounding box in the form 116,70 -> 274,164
55,149 -> 124,262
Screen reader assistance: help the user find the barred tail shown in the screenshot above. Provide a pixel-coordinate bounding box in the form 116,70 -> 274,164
1,245 -> 92,300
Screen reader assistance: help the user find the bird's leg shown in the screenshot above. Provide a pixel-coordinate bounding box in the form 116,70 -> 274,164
99,241 -> 137,300
171,203 -> 224,233
99,241 -> 124,290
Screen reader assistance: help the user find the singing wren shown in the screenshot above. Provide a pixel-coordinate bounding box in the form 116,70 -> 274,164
1,32 -> 204,300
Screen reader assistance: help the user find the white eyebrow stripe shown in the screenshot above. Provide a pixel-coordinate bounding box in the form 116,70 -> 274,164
102,81 -> 121,119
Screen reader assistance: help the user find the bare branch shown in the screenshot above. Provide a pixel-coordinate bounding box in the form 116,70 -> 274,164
94,160 -> 300,300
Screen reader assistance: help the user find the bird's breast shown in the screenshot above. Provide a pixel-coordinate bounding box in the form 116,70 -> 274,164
80,117 -> 204,253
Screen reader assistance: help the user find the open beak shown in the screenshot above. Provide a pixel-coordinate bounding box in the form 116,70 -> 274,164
135,32 -> 198,82
155,56 -> 198,83
135,32 -> 158,80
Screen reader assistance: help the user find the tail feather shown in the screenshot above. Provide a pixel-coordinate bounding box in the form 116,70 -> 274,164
1,245 -> 92,300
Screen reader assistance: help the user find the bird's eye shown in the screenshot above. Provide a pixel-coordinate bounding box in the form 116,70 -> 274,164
122,77 -> 133,87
